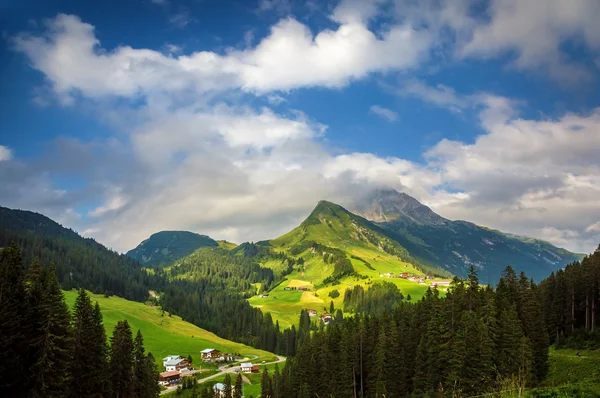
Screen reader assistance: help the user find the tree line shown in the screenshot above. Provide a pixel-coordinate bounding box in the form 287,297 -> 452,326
539,245 -> 600,348
258,266 -> 548,397
0,243 -> 160,398
158,247 -> 306,356
0,207 -> 166,302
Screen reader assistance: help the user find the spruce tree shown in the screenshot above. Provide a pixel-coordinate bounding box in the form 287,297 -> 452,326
224,374 -> 233,398
110,320 -> 134,398
233,372 -> 243,398
70,289 -> 108,398
30,263 -> 73,397
0,243 -> 28,395
261,368 -> 272,398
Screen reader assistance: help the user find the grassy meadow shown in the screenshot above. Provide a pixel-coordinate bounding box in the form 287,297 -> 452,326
63,290 -> 273,368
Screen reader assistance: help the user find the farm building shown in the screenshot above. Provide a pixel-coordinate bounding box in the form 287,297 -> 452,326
159,370 -> 181,386
163,356 -> 191,372
321,313 -> 332,324
215,353 -> 236,362
259,293 -> 269,298
201,348 -> 221,362
307,309 -> 317,317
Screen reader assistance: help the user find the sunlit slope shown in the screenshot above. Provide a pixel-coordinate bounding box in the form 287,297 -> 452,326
63,290 -> 272,366
249,201 -> 433,328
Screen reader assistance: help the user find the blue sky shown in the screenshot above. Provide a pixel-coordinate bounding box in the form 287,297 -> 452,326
1,0 -> 600,253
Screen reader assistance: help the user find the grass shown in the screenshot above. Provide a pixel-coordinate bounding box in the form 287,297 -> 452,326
535,347 -> 600,395
63,290 -> 272,369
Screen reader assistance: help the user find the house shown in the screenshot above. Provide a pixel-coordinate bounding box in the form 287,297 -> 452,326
213,383 -> 237,397
159,370 -> 181,386
201,348 -> 221,362
216,353 -> 236,362
284,286 -> 296,291
321,312 -> 332,324
297,286 -> 308,291
251,366 -> 260,373
163,355 -> 182,368
164,356 -> 191,372
400,272 -> 409,279
259,293 -> 269,298
307,309 -> 317,317
240,363 -> 253,373
427,274 -> 434,279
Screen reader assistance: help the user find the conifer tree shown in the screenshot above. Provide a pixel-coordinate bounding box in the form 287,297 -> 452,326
233,372 -> 243,398
261,368 -> 272,398
70,289 -> 109,397
110,320 -> 134,398
30,263 -> 73,397
223,374 -> 233,398
0,243 -> 28,395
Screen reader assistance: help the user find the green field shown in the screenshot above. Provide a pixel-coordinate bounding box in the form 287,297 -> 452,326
248,201 -> 434,328
63,290 -> 272,368
534,347 -> 600,395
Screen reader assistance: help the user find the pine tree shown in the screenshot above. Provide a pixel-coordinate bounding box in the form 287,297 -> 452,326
261,368 -> 272,398
0,243 -> 28,395
70,289 -> 109,397
233,372 -> 243,398
224,374 -> 233,398
145,353 -> 160,398
110,320 -> 134,398
30,263 -> 73,397
133,330 -> 153,398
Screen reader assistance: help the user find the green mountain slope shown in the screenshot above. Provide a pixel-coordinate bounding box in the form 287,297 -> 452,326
63,290 -> 274,368
249,201 -> 444,328
350,189 -> 583,284
126,230 -> 218,268
0,206 -> 163,302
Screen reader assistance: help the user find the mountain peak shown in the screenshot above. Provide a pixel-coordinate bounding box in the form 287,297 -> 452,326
351,189 -> 447,225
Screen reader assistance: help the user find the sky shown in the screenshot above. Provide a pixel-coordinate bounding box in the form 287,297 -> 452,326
1,0 -> 600,254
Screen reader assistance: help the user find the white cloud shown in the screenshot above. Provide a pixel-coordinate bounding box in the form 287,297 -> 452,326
400,79 -> 467,112
369,105 -> 398,121
168,8 -> 192,28
13,12 -> 432,100
0,146 -> 12,161
461,0 -> 600,84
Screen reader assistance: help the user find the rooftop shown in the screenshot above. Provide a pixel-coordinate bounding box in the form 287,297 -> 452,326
201,348 -> 217,354
165,357 -> 186,366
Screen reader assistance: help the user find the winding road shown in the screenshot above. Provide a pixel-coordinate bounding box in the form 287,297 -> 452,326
160,355 -> 286,395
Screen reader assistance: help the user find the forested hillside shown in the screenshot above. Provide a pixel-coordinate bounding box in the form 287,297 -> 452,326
126,230 -> 218,268
539,246 -> 600,347
159,247 -> 304,356
264,266 -> 549,397
0,206 -> 165,302
0,243 -> 160,398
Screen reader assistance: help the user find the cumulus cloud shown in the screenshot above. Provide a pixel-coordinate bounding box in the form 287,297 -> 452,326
369,105 -> 398,121
12,11 -> 431,101
5,2 -> 600,255
0,146 -> 12,161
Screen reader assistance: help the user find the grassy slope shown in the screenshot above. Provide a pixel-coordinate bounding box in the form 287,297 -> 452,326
536,347 -> 600,395
63,290 -> 272,368
248,201 -> 432,328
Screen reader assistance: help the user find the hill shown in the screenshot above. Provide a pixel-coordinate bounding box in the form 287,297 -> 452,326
350,189 -> 583,284
62,290 -> 274,368
126,231 -> 219,268
0,206 -> 163,302
249,201 -> 443,328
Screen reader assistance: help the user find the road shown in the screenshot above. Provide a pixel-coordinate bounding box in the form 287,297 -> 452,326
160,355 -> 286,395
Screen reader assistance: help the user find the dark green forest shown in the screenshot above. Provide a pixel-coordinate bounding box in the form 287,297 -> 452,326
158,247 -> 304,356
0,243 -> 160,398
260,266 -> 549,397
0,207 -> 166,302
539,246 -> 600,348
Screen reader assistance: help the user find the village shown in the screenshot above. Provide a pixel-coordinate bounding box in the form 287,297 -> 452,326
158,348 -> 267,396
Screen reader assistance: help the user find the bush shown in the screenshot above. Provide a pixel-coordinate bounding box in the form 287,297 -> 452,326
328,289 -> 340,299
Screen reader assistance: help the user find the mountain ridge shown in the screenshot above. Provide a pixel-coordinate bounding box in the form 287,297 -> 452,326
126,230 -> 218,268
349,189 -> 583,283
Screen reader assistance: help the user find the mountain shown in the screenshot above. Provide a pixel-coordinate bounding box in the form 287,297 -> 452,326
350,189 -> 583,283
248,200 -> 448,328
0,206 -> 163,301
126,230 -> 219,268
